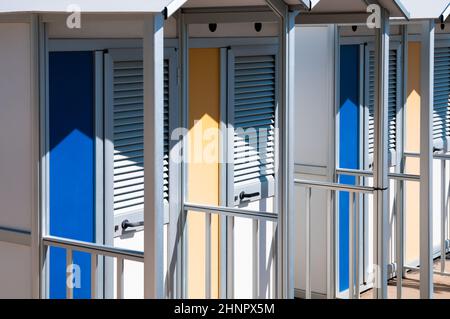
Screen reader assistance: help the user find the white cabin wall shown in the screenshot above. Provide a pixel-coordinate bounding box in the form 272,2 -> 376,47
0,22 -> 34,298
294,25 -> 335,297
46,15 -> 177,38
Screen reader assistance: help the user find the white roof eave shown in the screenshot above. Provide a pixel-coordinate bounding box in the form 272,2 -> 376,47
305,0 -> 409,18
441,3 -> 450,22
0,0 -> 172,14
0,0 -> 315,14
392,0 -> 411,20
396,0 -> 450,20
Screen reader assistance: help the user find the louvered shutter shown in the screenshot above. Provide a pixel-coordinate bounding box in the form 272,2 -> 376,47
163,59 -> 170,202
228,47 -> 277,206
367,48 -> 399,167
107,51 -> 170,216
434,46 -> 450,151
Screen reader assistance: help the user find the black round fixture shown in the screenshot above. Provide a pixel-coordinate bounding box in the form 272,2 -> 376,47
352,25 -> 358,32
254,22 -> 262,32
209,23 -> 217,32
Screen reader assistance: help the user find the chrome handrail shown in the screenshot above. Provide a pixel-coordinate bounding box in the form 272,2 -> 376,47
336,168 -> 420,182
294,178 -> 374,194
404,151 -> 450,160
183,202 -> 278,222
0,226 -> 31,246
43,235 -> 144,262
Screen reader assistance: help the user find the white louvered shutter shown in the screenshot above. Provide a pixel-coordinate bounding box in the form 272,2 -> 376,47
163,59 -> 170,203
434,46 -> 450,151
229,47 -> 277,206
367,48 -> 399,167
110,54 -> 170,216
368,50 -> 375,156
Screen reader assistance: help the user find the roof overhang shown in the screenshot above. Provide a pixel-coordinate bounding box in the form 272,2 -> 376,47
441,3 -> 450,22
182,0 -> 312,10
0,0 -> 176,14
0,0 -> 313,14
395,0 -> 449,21
296,0 -> 410,25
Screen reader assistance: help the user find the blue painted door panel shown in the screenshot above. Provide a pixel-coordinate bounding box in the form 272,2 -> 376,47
49,51 -> 95,299
338,45 -> 360,292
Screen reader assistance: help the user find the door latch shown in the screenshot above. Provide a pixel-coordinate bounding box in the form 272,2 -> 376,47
239,191 -> 260,201
121,219 -> 144,231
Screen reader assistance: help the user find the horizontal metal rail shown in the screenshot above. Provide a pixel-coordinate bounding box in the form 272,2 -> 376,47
43,235 -> 144,263
183,202 -> 278,222
294,179 -> 374,194
388,172 -> 420,182
404,151 -> 450,160
404,265 -> 450,277
336,168 -> 420,182
402,151 -> 419,158
0,226 -> 31,246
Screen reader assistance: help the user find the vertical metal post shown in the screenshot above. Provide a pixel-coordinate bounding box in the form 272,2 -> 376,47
252,220 -> 259,299
442,160 -> 447,273
30,13 -> 41,300
219,47 -> 228,300
143,13 -> 165,299
447,162 -> 450,261
373,8 -> 390,299
66,248 -> 73,299
205,213 -> 211,299
178,13 -> 189,299
395,179 -> 403,299
355,178 -> 361,299
349,192 -> 354,299
258,220 -> 267,299
305,187 -> 311,299
285,8 -> 298,302
94,50 -> 105,299
419,19 -> 435,299
399,24 -> 408,281
265,0 -> 298,298
91,254 -> 97,299
326,189 -> 334,299
227,217 -> 235,299
116,257 -> 124,299
39,18 -> 50,300
448,168 -> 450,260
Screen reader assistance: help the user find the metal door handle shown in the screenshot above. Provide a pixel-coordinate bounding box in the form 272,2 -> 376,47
434,146 -> 443,153
121,219 -> 144,231
239,191 -> 260,201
